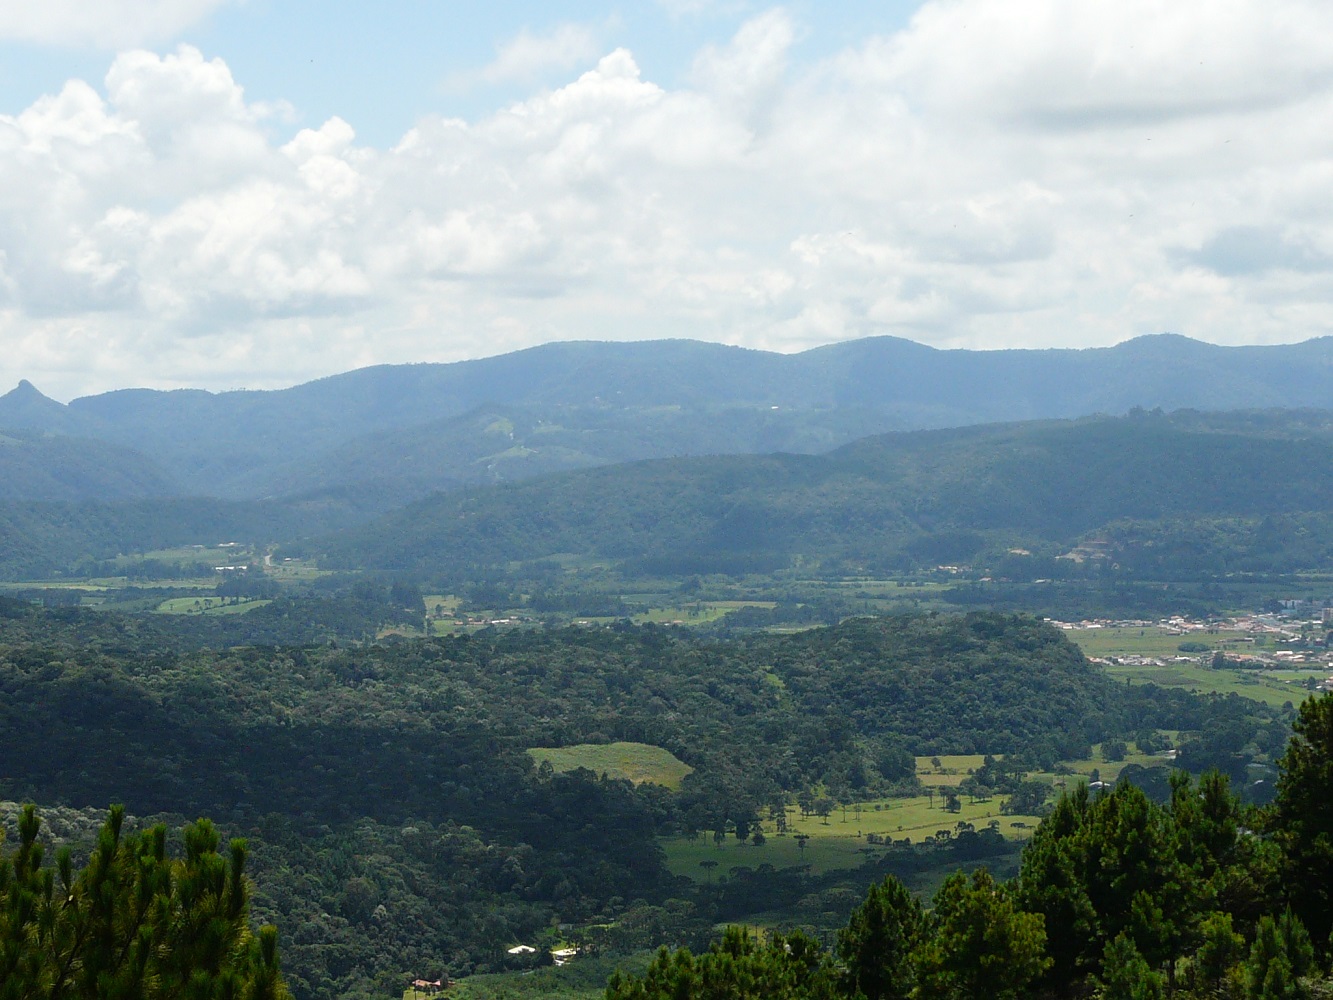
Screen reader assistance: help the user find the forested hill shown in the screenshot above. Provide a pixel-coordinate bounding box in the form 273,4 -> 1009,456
308,408 -> 1333,578
0,495 -> 380,581
0,607 -> 1288,997
6,334 -> 1333,501
0,427 -> 176,501
0,612 -> 1128,821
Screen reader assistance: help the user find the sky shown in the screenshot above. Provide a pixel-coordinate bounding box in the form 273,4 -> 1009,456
3,1 -> 1333,400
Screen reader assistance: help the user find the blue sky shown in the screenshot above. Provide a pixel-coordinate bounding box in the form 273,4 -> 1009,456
1,0 -> 1331,398
0,1 -> 924,148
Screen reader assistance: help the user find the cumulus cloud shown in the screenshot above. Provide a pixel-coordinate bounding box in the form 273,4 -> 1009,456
0,0 -> 234,48
5,1 -> 1333,398
446,23 -> 604,92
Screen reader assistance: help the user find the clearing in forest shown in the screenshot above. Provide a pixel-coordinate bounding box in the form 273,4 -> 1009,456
527,742 -> 694,790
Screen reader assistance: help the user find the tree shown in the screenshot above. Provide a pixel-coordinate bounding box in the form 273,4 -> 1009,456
1246,910 -> 1314,1000
1269,692 -> 1333,950
1015,782 -> 1197,992
1189,911 -> 1246,995
836,874 -> 922,1000
606,926 -> 839,1000
0,804 -> 290,1000
915,868 -> 1049,1000
1097,933 -> 1163,1000
1002,779 -> 1050,816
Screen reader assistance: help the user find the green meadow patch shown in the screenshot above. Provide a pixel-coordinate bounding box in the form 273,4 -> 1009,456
1102,661 -> 1310,709
154,597 -> 271,616
663,796 -> 1042,881
527,742 -> 693,790
1066,625 -> 1242,659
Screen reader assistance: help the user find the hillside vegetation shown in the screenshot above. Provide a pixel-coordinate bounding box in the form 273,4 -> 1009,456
0,606 -> 1289,998
310,409 -> 1333,580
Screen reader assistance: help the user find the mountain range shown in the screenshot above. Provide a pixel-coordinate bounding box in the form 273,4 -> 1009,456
5,333 -> 1333,506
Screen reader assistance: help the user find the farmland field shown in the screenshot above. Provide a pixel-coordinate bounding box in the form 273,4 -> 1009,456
1101,661 -> 1313,708
527,742 -> 694,790
1065,625 -> 1244,658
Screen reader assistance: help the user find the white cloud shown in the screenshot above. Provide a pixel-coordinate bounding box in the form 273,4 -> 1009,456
6,1 -> 1333,398
689,9 -> 794,124
448,23 -> 604,91
0,0 -> 235,48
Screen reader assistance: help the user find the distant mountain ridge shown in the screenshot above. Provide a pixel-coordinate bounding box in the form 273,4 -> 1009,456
307,409 -> 1333,580
4,334 -> 1333,503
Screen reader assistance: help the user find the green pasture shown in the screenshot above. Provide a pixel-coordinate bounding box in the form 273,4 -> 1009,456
629,601 -> 777,626
916,748 -> 1168,787
154,597 -> 271,616
665,742 -> 1185,883
423,594 -> 462,616
264,557 -> 327,581
914,754 -> 991,785
527,742 -> 694,790
0,581 -> 111,593
135,545 -> 243,563
1102,661 -> 1308,709
663,796 -> 1041,881
1065,625 -> 1245,659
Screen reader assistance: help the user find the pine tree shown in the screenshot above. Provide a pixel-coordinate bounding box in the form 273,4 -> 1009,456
1097,933 -> 1163,1000
836,874 -> 921,1000
0,804 -> 290,1000
915,868 -> 1050,1000
1269,692 -> 1333,953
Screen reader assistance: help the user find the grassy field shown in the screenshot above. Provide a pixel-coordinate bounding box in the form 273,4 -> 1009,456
1065,625 -> 1243,658
913,754 -> 991,786
2,578 -> 219,593
263,556 -> 328,581
527,743 -> 694,790
628,601 -> 777,626
1066,626 -> 1318,708
423,594 -> 462,616
1101,661 -> 1312,708
662,794 -> 1041,881
154,597 -> 271,616
662,744 -> 1190,882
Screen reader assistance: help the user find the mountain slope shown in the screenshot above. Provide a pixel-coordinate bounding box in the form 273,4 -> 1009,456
0,428 -> 178,501
308,409 -> 1333,577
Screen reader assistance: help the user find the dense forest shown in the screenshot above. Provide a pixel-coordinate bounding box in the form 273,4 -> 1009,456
0,604 -> 1296,998
5,408 -> 1333,591
303,409 -> 1333,585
